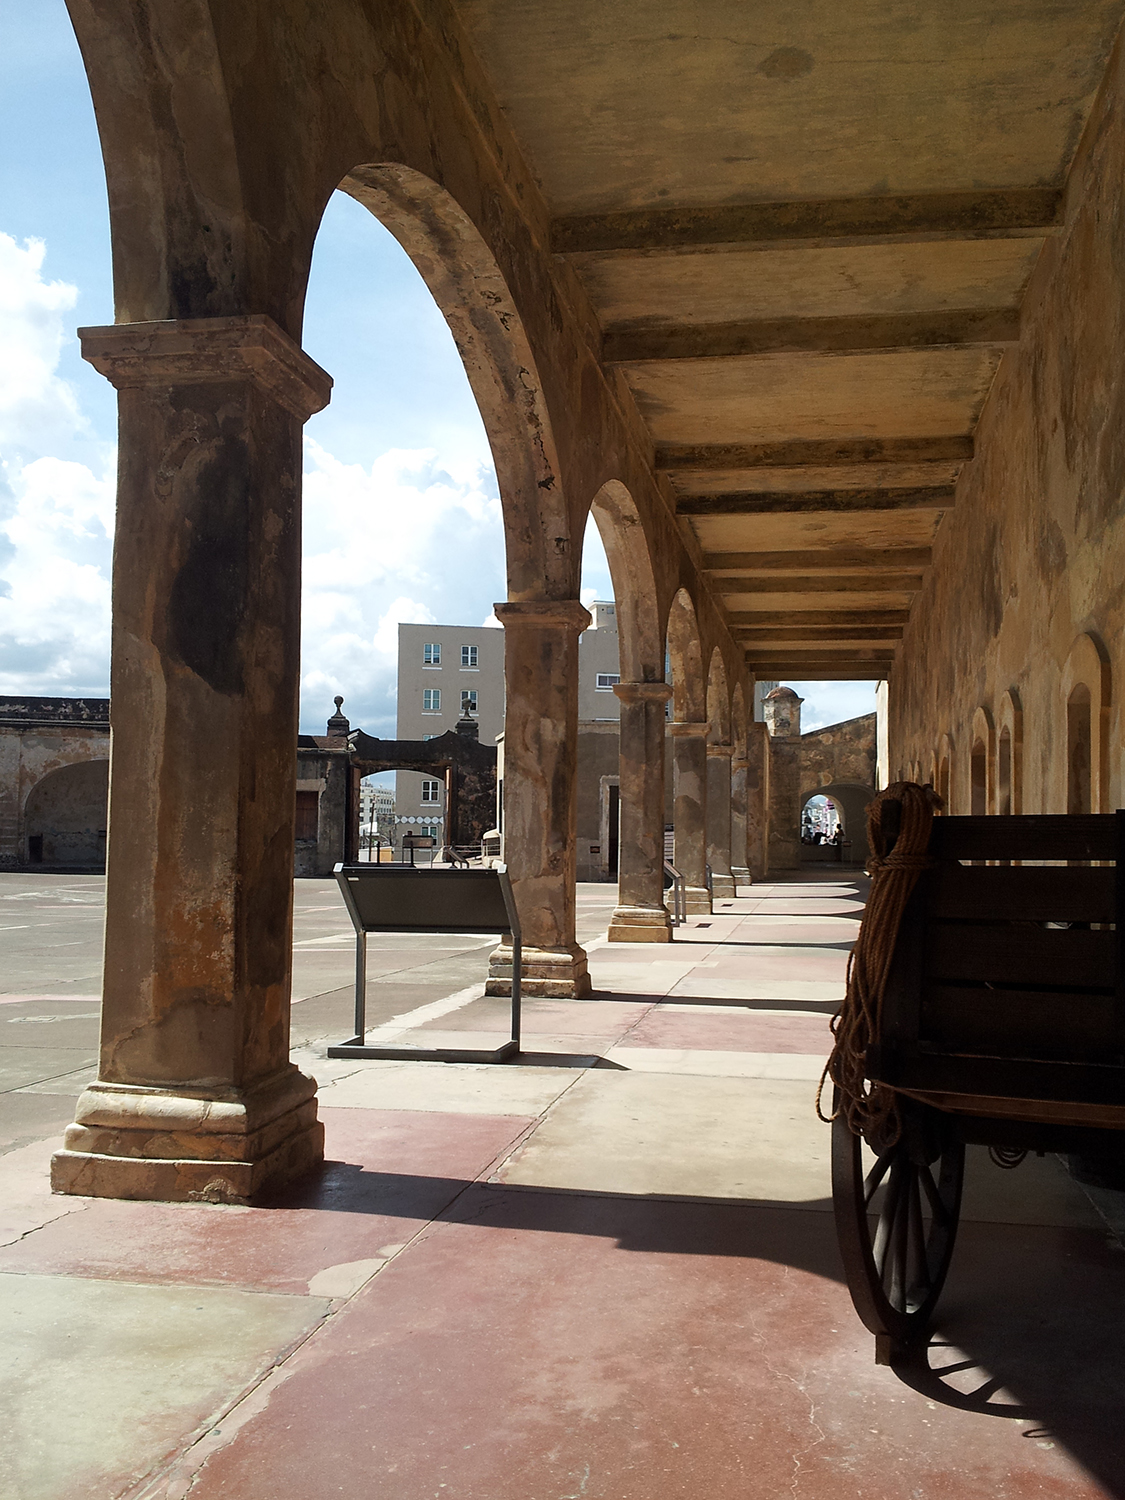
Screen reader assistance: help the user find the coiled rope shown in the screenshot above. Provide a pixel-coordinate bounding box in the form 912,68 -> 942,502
816,780 -> 943,1143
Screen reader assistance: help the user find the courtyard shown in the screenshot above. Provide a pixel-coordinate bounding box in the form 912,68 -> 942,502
2,872 -> 1123,1499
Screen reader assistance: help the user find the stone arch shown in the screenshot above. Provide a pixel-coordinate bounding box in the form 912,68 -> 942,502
935,733 -> 955,813
24,760 -> 109,868
970,706 -> 995,816
706,649 -> 731,743
587,481 -> 663,681
665,589 -> 705,722
338,166 -> 574,600
1061,633 -> 1111,813
997,689 -> 1023,815
799,782 -> 873,863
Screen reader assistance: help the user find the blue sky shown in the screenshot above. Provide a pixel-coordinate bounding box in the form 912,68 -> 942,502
0,3 -> 872,736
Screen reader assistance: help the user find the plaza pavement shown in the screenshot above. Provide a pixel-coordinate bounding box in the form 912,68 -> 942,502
1,872 -> 1124,1498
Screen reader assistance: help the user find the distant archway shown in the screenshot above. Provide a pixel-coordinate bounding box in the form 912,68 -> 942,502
799,782 -> 873,863
665,589 -> 705,723
24,760 -> 109,868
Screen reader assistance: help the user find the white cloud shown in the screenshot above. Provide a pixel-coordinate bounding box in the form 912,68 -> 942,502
784,680 -> 879,732
0,234 -> 86,461
299,440 -> 506,733
0,235 -> 114,694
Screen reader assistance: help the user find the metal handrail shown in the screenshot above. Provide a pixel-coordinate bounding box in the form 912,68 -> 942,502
663,860 -> 686,926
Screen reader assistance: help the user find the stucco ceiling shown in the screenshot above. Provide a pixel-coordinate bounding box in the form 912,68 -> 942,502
455,0 -> 1125,678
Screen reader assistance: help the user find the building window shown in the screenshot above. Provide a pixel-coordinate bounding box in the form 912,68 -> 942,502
422,734 -> 437,741
421,779 -> 440,804
461,689 -> 478,714
423,688 -> 441,713
295,790 -> 319,841
596,673 -> 621,691
461,645 -> 478,667
423,643 -> 440,665
421,823 -> 441,841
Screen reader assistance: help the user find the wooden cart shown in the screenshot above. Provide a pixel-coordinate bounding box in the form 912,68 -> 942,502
833,811 -> 1125,1361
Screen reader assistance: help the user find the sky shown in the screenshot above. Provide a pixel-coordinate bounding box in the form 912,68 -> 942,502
0,3 -> 872,738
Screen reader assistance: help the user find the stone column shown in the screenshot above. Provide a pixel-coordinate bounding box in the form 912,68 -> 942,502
52,316 -> 332,1204
764,687 -> 804,870
746,721 -> 770,880
608,681 -> 673,942
669,721 -> 711,915
730,755 -> 750,887
486,600 -> 592,997
706,743 -> 736,898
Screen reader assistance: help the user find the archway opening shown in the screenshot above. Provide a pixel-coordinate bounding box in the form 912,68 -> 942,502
24,759 -> 108,867
998,728 -> 1012,816
802,794 -> 842,843
1067,684 -> 1092,815
970,738 -> 987,816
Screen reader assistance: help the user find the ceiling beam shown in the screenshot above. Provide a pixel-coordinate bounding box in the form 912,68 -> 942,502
677,486 -> 954,516
706,548 -> 931,573
746,661 -> 891,680
719,573 -> 924,594
735,625 -> 905,643
728,609 -> 911,627
605,308 -> 1018,364
552,188 -> 1062,256
656,436 -> 973,471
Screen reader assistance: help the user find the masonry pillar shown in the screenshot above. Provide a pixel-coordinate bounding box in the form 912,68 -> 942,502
706,743 -> 736,898
487,600 -> 592,997
730,754 -> 750,887
764,685 -> 804,870
746,720 -> 770,880
669,720 -> 711,915
52,317 -> 331,1203
608,681 -> 673,942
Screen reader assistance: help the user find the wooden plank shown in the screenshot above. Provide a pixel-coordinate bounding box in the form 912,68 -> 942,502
677,488 -> 954,515
883,1052 -> 1125,1111
604,308 -> 1019,363
655,436 -> 973,471
919,984 -> 1117,1065
552,188 -> 1063,255
926,923 -> 1115,989
928,864 -> 1116,923
705,547 -> 931,573
727,609 -> 912,627
718,572 -> 924,593
930,814 -> 1118,862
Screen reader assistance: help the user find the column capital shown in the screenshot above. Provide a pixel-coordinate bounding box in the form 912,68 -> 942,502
731,756 -> 749,771
493,599 -> 592,632
79,315 -> 333,421
613,680 -> 672,705
667,720 -> 710,738
707,742 -> 734,759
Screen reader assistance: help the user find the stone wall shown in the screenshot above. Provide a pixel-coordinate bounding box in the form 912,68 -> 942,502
889,33 -> 1125,815
0,700 -> 111,869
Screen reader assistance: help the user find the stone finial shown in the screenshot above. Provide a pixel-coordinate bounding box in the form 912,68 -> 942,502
456,706 -> 480,741
763,684 -> 803,739
326,695 -> 350,737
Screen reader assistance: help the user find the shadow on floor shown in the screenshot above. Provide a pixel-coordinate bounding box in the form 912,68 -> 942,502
269,1158 -> 1125,1490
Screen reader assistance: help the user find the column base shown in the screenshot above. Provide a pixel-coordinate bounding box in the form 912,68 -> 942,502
731,866 -> 751,887
607,905 -> 673,943
683,886 -> 713,915
710,872 -> 736,899
51,1066 -> 323,1205
486,943 -> 592,998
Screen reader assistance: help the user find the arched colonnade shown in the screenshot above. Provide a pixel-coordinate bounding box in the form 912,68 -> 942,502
56,3 -> 754,1202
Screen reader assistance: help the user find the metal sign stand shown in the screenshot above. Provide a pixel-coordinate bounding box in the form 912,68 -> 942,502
326,863 -> 521,1064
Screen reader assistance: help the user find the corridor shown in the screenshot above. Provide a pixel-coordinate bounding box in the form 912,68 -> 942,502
2,873 -> 1123,1499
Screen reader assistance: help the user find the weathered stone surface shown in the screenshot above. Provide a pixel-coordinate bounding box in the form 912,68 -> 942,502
609,682 -> 672,942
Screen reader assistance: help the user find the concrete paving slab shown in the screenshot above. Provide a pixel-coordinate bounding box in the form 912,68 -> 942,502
0,1272 -> 328,1500
316,1058 -> 584,1116
161,1190 -> 1123,1500
618,1008 -> 832,1052
665,975 -> 845,1003
0,1092 -> 81,1158
601,1047 -> 829,1080
0,1047 -> 98,1091
0,1108 -> 532,1295
0,1001 -> 102,1047
0,1137 -> 90,1246
495,1072 -> 834,1204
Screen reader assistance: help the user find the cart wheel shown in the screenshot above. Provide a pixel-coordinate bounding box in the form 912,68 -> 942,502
832,1099 -> 964,1356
